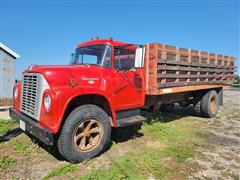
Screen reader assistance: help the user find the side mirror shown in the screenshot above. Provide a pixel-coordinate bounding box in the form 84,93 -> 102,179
135,47 -> 145,68
70,53 -> 76,64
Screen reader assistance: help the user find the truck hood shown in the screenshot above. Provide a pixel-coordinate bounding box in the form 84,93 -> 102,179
25,65 -> 103,87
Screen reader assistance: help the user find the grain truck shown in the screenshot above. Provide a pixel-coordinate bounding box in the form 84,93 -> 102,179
10,38 -> 235,162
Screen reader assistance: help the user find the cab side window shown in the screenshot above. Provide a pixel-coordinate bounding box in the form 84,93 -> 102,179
114,49 -> 135,70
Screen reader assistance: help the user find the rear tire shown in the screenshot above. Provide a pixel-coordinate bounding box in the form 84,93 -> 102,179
193,97 -> 202,116
57,104 -> 111,163
201,90 -> 219,118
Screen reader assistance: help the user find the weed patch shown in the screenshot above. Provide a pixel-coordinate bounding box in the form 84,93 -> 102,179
10,134 -> 34,153
12,142 -> 29,153
43,164 -> 77,180
192,140 -> 215,150
0,119 -> 17,137
163,144 -> 194,163
142,119 -> 192,143
80,158 -> 144,180
0,156 -> 16,170
195,130 -> 213,138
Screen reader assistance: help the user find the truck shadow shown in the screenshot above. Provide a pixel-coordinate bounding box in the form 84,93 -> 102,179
111,124 -> 144,143
0,128 -> 22,143
143,104 -> 196,124
26,133 -> 65,161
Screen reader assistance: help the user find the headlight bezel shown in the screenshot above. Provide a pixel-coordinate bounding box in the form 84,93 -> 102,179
43,93 -> 51,112
13,87 -> 18,99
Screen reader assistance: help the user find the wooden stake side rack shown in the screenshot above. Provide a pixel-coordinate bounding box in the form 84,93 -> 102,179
144,43 -> 236,95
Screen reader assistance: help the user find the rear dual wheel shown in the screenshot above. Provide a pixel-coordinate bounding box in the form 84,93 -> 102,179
193,90 -> 219,118
201,90 -> 219,118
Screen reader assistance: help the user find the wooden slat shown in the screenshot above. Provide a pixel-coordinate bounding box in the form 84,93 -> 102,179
145,43 -> 235,95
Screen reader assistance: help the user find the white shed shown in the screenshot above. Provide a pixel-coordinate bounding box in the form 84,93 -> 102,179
0,43 -> 20,99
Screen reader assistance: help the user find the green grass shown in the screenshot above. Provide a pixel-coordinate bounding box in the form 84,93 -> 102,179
0,119 -> 17,137
12,142 -> 29,153
143,122 -> 187,142
6,132 -> 33,153
80,117 -> 197,180
80,143 -> 195,180
195,130 -> 213,138
0,156 -> 16,170
163,144 -> 194,163
43,165 -> 77,180
231,83 -> 240,88
80,158 -> 144,180
142,116 -> 194,143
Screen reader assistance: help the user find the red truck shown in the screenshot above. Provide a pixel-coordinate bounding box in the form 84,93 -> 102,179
10,38 -> 235,163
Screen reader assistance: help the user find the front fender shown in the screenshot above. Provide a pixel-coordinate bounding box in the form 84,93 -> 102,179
40,86 -> 115,134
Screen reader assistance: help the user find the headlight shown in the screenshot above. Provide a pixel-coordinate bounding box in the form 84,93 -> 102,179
44,94 -> 51,112
14,87 -> 18,99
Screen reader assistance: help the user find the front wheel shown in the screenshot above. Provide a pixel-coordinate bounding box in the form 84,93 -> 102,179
57,104 -> 111,163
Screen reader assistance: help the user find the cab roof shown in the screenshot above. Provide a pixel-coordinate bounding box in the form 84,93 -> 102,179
77,39 -> 132,49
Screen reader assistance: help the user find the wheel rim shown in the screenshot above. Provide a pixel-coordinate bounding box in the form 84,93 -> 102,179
73,118 -> 104,152
210,96 -> 217,114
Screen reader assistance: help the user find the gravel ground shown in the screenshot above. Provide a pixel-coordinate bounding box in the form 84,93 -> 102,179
189,88 -> 240,180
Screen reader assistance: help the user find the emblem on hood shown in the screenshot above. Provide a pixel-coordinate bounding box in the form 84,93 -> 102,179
81,77 -> 99,85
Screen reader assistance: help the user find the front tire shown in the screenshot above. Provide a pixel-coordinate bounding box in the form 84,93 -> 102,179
57,104 -> 111,163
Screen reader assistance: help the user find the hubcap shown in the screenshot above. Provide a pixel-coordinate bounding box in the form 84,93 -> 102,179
73,119 -> 103,152
210,96 -> 217,114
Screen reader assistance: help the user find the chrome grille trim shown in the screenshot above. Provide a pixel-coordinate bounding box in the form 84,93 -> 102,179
20,73 -> 50,121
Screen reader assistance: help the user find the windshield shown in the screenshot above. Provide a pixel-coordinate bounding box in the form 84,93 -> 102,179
72,45 -> 111,68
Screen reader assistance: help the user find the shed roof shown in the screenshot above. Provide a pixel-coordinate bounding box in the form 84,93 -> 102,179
0,43 -> 20,59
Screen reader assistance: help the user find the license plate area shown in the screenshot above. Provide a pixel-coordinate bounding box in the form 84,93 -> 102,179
20,120 -> 26,131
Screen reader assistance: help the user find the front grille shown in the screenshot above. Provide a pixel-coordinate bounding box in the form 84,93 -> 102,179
21,75 -> 37,116
20,73 -> 49,121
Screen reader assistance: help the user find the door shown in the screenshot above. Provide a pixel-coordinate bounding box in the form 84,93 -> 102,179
111,48 -> 144,110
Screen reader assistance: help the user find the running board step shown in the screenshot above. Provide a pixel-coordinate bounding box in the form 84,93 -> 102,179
116,115 -> 146,127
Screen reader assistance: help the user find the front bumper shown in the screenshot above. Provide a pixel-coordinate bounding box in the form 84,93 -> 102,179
9,108 -> 54,145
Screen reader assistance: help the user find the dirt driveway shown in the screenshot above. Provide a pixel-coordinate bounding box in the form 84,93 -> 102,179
0,88 -> 239,180
190,88 -> 240,179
